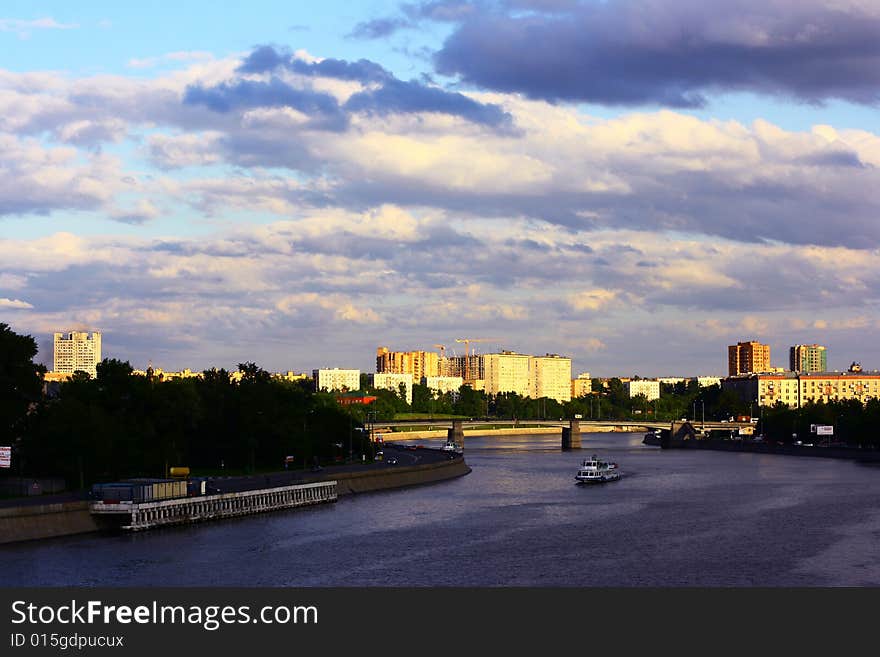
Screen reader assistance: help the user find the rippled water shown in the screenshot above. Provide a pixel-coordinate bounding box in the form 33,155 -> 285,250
4,432 -> 880,587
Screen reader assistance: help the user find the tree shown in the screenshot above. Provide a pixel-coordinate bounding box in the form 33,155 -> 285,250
0,323 -> 46,447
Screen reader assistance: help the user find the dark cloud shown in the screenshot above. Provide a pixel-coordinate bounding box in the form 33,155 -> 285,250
183,78 -> 350,131
232,46 -> 511,128
348,18 -> 414,40
344,77 -> 512,128
432,0 -> 880,107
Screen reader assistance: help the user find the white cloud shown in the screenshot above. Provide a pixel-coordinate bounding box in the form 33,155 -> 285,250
0,298 -> 33,309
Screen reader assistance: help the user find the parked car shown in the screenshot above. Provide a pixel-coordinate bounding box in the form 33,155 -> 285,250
387,458 -> 398,465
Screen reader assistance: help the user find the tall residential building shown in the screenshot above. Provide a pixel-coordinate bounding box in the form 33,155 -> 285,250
728,341 -> 771,376
53,331 -> 102,378
371,373 -> 414,404
313,368 -> 360,393
529,354 -> 572,402
483,352 -> 531,397
571,372 -> 593,398
376,347 -> 439,380
789,344 -> 827,373
625,380 -> 661,401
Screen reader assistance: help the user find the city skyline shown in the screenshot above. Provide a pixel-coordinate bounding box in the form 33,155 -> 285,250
4,2 -> 880,377
38,326 -> 873,381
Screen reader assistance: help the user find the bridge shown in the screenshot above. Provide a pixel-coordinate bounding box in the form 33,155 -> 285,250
371,418 -> 756,450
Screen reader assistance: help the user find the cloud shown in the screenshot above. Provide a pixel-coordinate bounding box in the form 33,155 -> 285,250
0,17 -> 78,33
0,298 -> 33,309
432,0 -> 880,107
232,46 -> 512,128
127,51 -> 214,69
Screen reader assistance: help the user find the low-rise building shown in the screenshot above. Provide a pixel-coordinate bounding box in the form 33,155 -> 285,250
423,376 -> 464,398
722,371 -> 880,408
571,372 -> 593,398
625,379 -> 661,401
371,372 -> 414,404
313,368 -> 360,393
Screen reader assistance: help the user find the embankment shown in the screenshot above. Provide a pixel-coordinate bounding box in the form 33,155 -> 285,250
0,500 -> 99,545
0,454 -> 470,546
657,438 -> 880,462
330,457 -> 470,496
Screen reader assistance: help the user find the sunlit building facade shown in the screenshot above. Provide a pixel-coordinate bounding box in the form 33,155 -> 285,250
313,368 -> 360,393
53,331 -> 101,378
529,354 -> 572,402
728,341 -> 771,376
371,372 -> 414,404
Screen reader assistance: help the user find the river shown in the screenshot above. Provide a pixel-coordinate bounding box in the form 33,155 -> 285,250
3,432 -> 880,586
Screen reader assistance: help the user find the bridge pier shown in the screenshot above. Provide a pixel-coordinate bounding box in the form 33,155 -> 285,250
561,420 -> 581,450
448,420 -> 464,450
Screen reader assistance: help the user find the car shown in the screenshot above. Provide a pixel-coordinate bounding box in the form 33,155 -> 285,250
310,465 -> 323,472
387,458 -> 398,465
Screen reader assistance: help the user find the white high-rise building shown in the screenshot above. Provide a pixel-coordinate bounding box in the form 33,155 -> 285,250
371,373 -> 413,404
53,331 -> 102,378
484,352 -> 531,397
313,368 -> 360,393
529,354 -> 572,402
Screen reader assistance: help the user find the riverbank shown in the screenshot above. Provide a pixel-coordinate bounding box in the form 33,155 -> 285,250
646,435 -> 880,462
0,451 -> 470,545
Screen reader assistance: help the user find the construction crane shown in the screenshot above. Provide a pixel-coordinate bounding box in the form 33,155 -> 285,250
433,344 -> 446,359
455,338 -> 503,381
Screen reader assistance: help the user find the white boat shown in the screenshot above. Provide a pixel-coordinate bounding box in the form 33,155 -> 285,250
575,454 -> 621,484
442,440 -> 463,454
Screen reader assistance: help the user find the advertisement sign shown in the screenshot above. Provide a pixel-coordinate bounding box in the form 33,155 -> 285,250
816,425 -> 834,436
0,446 -> 10,468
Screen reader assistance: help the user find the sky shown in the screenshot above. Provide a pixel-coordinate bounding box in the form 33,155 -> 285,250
3,0 -> 880,377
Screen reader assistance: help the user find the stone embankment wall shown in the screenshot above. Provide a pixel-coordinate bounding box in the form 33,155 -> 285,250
0,455 -> 471,545
332,458 -> 471,496
0,500 -> 98,545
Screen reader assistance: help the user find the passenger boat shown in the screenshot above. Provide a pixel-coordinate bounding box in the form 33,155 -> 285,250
575,454 -> 621,484
442,439 -> 463,454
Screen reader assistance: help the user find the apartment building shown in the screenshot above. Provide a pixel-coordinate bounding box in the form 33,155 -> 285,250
483,352 -> 531,397
53,331 -> 102,378
371,372 -> 414,404
571,372 -> 593,398
790,344 -> 828,373
529,354 -> 572,402
625,379 -> 661,401
313,368 -> 360,393
723,371 -> 880,408
423,376 -> 464,398
728,341 -> 771,376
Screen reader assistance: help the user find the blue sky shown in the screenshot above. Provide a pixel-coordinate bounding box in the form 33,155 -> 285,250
3,1 -> 880,377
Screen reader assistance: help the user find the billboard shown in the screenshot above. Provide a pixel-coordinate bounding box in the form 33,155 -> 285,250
0,446 -> 10,468
816,425 -> 834,436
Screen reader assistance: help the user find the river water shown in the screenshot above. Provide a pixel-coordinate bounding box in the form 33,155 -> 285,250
4,432 -> 880,587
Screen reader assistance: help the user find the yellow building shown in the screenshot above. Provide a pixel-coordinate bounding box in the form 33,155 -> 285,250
376,347 -> 439,380
723,371 -> 880,408
53,331 -> 101,379
529,354 -> 572,402
484,351 -> 531,397
571,372 -> 593,398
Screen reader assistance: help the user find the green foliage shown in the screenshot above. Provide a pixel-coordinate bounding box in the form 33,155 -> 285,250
17,358 -> 364,488
0,323 -> 46,446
